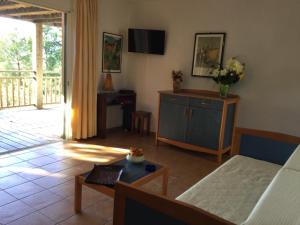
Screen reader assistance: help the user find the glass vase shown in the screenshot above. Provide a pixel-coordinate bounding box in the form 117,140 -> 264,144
219,84 -> 230,98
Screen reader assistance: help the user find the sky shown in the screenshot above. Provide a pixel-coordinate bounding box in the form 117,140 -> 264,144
0,16 -> 35,38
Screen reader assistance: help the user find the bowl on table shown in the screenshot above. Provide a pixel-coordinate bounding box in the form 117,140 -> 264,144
126,147 -> 144,163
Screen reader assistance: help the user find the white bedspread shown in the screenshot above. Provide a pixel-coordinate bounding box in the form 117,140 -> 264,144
176,155 -> 281,225
243,168 -> 300,225
283,144 -> 300,171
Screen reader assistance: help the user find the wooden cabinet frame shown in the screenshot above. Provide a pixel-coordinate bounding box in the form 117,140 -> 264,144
156,89 -> 240,162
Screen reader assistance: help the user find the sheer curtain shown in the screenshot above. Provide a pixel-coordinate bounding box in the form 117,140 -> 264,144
71,0 -> 98,139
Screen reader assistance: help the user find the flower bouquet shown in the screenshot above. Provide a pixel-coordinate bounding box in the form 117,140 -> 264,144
211,57 -> 245,97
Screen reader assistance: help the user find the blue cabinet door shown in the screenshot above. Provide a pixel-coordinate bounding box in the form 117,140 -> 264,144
159,101 -> 187,142
186,107 -> 222,150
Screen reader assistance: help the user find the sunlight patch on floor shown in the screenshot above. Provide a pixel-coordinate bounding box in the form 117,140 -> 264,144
54,142 -> 130,163
7,166 -> 63,177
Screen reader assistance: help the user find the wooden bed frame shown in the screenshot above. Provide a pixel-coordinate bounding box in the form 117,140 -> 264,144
113,127 -> 300,225
113,182 -> 234,225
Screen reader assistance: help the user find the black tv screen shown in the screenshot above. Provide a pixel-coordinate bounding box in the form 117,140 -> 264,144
128,29 -> 165,55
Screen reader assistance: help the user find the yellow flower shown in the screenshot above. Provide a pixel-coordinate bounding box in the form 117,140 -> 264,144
220,69 -> 228,76
226,58 -> 244,74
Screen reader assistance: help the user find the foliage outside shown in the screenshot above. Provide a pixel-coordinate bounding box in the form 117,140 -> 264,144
0,24 -> 62,77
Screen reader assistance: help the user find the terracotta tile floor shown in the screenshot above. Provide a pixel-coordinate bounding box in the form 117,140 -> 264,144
0,131 -> 221,225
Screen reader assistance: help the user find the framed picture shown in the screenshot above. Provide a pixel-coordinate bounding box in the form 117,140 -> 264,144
102,32 -> 123,73
191,33 -> 226,77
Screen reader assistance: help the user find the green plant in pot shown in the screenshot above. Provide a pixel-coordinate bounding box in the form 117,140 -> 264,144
211,57 -> 245,98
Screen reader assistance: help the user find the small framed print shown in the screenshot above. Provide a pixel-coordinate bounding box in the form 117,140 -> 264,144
191,33 -> 226,77
102,32 -> 123,73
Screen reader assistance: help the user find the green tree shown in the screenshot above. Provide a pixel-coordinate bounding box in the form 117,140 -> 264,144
0,32 -> 32,75
43,25 -> 62,74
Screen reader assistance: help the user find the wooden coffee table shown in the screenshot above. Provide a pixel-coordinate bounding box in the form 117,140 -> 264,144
74,158 -> 169,213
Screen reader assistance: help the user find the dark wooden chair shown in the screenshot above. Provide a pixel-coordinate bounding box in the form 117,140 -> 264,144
131,111 -> 151,136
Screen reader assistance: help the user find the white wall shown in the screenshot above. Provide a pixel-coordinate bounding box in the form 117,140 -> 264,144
126,0 -> 300,136
98,0 -> 132,91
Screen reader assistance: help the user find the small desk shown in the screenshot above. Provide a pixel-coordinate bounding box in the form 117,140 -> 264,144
97,92 -> 136,138
74,159 -> 169,213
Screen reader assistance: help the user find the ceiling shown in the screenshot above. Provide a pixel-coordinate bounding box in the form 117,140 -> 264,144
0,0 -> 62,26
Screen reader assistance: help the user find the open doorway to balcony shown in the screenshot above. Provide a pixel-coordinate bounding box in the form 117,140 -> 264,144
0,1 -> 64,154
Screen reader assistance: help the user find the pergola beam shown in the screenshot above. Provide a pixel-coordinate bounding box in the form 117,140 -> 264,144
15,12 -> 61,20
50,22 -> 62,27
0,3 -> 29,11
0,0 -> 61,23
0,6 -> 49,15
0,1 -> 15,6
8,10 -> 58,17
32,18 -> 61,24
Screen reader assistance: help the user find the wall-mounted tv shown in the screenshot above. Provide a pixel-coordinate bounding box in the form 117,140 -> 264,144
128,28 -> 165,55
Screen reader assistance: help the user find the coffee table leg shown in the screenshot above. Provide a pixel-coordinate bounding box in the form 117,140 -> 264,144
74,176 -> 82,213
162,169 -> 168,196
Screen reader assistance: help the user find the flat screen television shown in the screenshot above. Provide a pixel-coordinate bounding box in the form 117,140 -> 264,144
128,28 -> 165,55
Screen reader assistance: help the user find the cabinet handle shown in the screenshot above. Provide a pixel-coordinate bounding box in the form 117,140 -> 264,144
184,107 -> 189,117
189,109 -> 193,118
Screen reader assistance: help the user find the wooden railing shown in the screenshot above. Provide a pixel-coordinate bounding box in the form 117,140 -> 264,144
0,71 -> 62,109
42,73 -> 62,105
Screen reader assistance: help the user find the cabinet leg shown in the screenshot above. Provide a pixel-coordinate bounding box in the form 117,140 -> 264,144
162,169 -> 169,196
146,116 -> 151,136
217,154 -> 222,164
156,138 -> 160,147
140,118 -> 144,136
131,114 -> 135,132
74,176 -> 82,214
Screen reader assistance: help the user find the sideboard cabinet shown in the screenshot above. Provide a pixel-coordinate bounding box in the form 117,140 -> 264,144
156,89 -> 239,162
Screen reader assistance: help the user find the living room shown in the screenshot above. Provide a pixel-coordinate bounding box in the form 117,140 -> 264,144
0,0 -> 300,225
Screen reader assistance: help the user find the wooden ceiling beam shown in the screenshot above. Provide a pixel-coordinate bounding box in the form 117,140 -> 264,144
16,12 -> 61,20
0,3 -> 31,11
8,10 -> 58,17
11,0 -> 62,12
0,1 -> 14,6
51,22 -> 62,27
32,18 -> 61,24
0,0 -> 60,22
0,6 -> 48,15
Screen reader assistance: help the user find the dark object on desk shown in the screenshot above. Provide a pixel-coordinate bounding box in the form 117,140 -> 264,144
145,164 -> 156,172
85,165 -> 124,186
97,91 -> 136,138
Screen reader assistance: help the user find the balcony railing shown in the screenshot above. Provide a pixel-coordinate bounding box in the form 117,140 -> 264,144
0,71 -> 62,109
42,72 -> 62,105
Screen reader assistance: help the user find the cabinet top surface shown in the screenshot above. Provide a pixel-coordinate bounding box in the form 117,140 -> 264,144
159,89 -> 239,102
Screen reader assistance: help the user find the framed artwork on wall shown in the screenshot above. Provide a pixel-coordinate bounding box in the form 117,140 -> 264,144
102,32 -> 123,73
191,33 -> 226,77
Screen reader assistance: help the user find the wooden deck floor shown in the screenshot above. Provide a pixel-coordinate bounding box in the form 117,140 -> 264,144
0,105 -> 63,154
